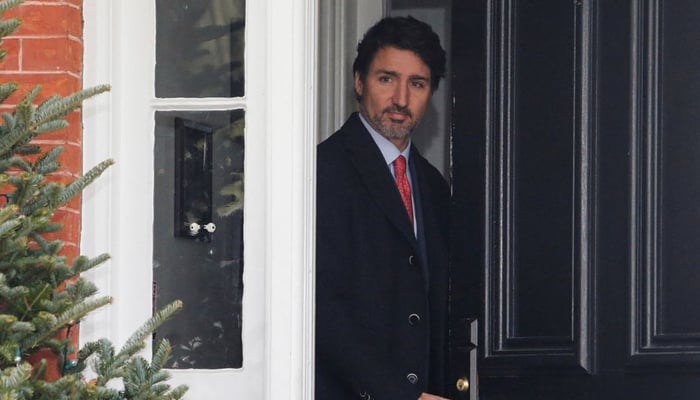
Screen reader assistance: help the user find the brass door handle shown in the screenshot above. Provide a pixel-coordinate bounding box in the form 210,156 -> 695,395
456,377 -> 470,392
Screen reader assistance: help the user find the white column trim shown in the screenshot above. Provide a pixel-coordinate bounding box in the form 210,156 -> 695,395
301,0 -> 318,396
264,0 -> 317,398
81,0 -> 114,347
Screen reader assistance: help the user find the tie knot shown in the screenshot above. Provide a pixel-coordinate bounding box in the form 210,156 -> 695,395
394,155 -> 407,175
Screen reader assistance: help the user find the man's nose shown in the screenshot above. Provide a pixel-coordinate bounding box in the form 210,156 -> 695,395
392,82 -> 408,107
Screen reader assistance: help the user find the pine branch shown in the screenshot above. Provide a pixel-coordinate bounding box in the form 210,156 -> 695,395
0,363 -> 32,397
0,121 -> 30,159
121,339 -> 187,400
93,301 -> 183,387
34,119 -> 68,135
32,373 -> 83,400
117,301 -> 183,364
53,279 -> 99,311
0,17 -> 20,42
13,145 -> 37,157
0,0 -> 23,15
0,156 -> 32,173
0,218 -> 21,239
57,159 -> 114,206
31,85 -> 110,130
0,82 -> 17,104
22,296 -> 113,351
0,3 -> 186,398
150,340 -> 172,372
32,147 -> 62,175
71,254 -> 111,275
90,338 -> 118,386
21,182 -> 62,216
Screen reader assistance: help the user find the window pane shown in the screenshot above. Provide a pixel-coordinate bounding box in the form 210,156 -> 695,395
153,110 -> 245,369
156,0 -> 245,98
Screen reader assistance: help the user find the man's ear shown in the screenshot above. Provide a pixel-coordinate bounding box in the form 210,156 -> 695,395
354,72 -> 364,99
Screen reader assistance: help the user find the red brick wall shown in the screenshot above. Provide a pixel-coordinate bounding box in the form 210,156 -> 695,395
0,0 -> 83,261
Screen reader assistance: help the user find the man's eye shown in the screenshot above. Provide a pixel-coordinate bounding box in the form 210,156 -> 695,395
379,76 -> 392,83
411,80 -> 427,89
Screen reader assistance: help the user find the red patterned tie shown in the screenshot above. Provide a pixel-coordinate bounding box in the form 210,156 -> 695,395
393,155 -> 413,225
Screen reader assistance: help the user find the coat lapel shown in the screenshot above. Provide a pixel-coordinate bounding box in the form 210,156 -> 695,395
341,114 -> 419,250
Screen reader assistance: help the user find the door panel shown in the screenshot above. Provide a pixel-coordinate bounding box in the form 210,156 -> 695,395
629,0 -> 700,367
479,0 -> 589,375
450,0 -> 700,398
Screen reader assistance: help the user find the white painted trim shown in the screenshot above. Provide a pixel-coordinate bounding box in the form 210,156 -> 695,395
81,0 -> 114,347
263,0 -> 317,397
301,1 -> 318,396
151,97 -> 247,111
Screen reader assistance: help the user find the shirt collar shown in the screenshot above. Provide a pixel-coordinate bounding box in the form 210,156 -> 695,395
358,112 -> 412,166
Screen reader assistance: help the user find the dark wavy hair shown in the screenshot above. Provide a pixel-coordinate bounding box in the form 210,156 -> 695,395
353,16 -> 446,93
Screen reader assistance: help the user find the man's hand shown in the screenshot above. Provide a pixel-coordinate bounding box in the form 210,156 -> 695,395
418,393 -> 450,400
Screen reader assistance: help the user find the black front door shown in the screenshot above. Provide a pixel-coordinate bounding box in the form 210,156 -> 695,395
449,1 -> 700,399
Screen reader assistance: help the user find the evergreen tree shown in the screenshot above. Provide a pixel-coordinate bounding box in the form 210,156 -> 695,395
0,0 -> 187,398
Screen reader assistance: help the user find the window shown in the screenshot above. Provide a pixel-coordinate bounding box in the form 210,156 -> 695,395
152,0 -> 246,370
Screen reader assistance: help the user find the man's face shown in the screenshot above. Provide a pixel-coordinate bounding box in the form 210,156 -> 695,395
355,46 -> 432,150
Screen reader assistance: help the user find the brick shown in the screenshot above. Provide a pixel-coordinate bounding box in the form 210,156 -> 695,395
0,73 -> 80,105
64,0 -> 83,9
23,38 -> 82,73
7,4 -> 82,38
35,123 -> 81,146
27,348 -> 61,382
44,171 -> 78,185
64,108 -> 81,127
58,242 -> 79,263
2,2 -> 86,259
46,207 -> 80,244
63,192 -> 81,211
0,38 -> 20,71
68,191 -> 81,210
56,142 -> 82,175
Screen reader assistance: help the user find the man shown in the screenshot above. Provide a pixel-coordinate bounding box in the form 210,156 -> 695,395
316,16 -> 450,400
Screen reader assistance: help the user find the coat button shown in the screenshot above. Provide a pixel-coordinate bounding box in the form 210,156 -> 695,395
406,373 -> 418,384
408,313 -> 421,326
408,255 -> 415,265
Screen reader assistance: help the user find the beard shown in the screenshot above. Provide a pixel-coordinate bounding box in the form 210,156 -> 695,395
365,105 -> 416,140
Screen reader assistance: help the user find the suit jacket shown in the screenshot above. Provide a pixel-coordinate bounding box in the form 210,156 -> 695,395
316,113 -> 450,399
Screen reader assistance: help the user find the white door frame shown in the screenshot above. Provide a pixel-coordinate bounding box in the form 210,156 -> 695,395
81,0 -> 317,398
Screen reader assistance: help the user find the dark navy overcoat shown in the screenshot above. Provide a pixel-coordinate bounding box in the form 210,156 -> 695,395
316,113 -> 450,399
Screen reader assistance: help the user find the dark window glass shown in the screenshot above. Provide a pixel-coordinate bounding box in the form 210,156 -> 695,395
156,0 -> 245,98
153,110 -> 245,369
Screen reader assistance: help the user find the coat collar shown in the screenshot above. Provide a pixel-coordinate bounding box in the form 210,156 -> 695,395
339,113 -> 420,250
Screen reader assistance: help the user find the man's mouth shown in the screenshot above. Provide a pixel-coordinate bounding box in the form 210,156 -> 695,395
385,109 -> 411,122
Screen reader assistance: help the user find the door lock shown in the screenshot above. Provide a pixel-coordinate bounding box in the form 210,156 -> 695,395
456,377 -> 470,392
